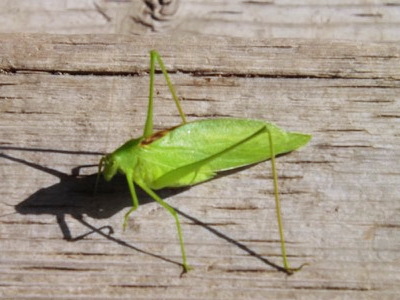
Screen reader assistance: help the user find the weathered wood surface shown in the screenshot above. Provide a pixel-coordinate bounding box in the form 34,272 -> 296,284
1,0 -> 400,41
0,34 -> 399,299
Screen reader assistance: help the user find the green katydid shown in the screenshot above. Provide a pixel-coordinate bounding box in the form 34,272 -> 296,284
95,50 -> 311,274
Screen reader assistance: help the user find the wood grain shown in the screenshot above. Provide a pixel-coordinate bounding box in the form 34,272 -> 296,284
0,34 -> 399,299
0,0 -> 400,42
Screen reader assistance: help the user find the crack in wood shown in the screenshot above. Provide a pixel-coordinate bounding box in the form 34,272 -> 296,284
20,266 -> 103,272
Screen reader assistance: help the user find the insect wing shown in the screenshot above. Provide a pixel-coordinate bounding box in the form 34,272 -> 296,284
136,118 -> 310,189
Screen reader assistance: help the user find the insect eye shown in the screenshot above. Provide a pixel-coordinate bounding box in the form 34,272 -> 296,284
108,159 -> 117,168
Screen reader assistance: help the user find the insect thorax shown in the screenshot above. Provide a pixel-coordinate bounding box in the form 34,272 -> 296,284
102,138 -> 142,181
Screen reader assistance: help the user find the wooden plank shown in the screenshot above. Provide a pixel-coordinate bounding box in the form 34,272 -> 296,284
0,0 -> 400,41
0,33 -> 399,299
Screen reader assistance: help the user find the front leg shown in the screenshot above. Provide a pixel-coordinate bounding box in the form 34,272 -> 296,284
123,173 -> 140,230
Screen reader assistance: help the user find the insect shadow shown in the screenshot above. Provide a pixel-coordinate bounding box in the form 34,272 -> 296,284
1,147 -> 289,273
